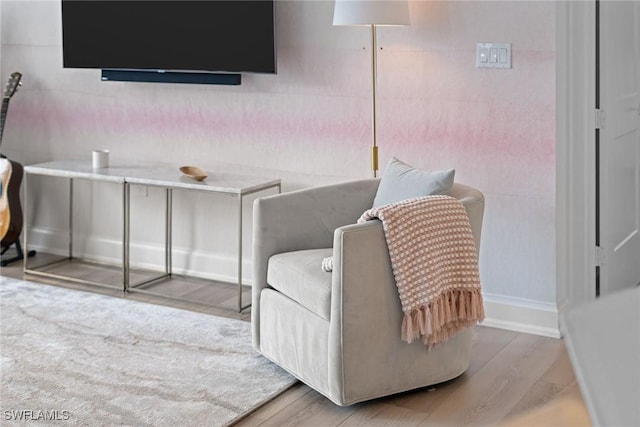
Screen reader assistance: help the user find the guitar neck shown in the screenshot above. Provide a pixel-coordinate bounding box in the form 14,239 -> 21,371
0,97 -> 9,149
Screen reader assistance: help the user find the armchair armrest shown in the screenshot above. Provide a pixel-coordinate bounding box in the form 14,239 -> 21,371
327,220 -> 400,401
326,183 -> 485,403
252,178 -> 379,348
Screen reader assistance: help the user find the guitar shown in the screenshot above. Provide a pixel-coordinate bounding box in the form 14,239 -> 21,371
0,158 -> 13,239
0,72 -> 24,248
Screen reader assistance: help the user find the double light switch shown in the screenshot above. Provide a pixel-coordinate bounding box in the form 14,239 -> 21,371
476,43 -> 511,69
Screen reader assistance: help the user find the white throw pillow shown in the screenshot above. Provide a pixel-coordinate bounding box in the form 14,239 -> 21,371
372,157 -> 455,207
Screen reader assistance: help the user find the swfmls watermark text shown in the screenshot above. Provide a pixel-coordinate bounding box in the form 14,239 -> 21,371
3,409 -> 70,422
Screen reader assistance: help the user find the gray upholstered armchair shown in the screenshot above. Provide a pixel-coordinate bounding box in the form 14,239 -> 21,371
251,179 -> 484,406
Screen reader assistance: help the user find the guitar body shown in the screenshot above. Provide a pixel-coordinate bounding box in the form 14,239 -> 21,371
0,158 -> 11,238
0,156 -> 24,248
0,71 -> 34,265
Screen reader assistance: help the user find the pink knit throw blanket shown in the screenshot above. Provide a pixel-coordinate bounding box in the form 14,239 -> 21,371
358,195 -> 484,347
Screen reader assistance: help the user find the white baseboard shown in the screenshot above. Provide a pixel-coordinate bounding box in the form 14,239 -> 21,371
26,226 -> 250,285
481,293 -> 561,338
28,227 -> 561,338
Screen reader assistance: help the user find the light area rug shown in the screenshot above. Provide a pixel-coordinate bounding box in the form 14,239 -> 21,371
0,277 -> 297,426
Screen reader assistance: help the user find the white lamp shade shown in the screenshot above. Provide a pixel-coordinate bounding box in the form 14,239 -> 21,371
333,0 -> 410,26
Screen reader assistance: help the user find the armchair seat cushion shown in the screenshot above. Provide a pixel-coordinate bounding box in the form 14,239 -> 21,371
267,248 -> 334,320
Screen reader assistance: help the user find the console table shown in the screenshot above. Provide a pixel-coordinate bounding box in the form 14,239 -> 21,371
23,160 -> 281,311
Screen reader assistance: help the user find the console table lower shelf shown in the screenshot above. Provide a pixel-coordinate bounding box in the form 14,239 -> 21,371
23,160 -> 281,312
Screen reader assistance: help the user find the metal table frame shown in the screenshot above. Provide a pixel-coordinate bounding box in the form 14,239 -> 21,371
23,161 -> 281,312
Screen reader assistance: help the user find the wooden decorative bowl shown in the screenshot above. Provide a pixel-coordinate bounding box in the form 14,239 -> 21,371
179,166 -> 207,181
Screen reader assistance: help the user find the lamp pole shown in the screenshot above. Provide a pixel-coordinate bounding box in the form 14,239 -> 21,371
333,0 -> 410,178
370,24 -> 379,178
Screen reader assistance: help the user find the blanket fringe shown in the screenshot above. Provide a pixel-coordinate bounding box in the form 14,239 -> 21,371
401,289 -> 485,347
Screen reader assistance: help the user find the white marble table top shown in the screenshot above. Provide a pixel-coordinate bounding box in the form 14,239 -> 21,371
25,160 -> 281,195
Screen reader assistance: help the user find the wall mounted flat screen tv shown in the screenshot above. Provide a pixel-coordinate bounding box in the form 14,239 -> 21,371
62,0 -> 276,76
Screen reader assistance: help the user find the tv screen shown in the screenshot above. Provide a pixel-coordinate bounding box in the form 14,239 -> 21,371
62,0 -> 276,75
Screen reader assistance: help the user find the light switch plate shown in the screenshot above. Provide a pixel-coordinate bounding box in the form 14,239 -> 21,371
476,43 -> 511,69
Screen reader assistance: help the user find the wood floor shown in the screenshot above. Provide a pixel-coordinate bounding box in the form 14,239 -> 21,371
1,250 -> 588,426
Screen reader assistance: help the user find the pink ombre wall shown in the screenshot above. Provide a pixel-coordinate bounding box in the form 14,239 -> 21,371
1,1 -> 556,318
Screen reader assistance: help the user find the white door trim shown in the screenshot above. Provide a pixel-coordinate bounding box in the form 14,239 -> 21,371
556,0 -> 598,326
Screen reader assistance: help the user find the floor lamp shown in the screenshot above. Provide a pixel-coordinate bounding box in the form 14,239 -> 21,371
333,0 -> 410,177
